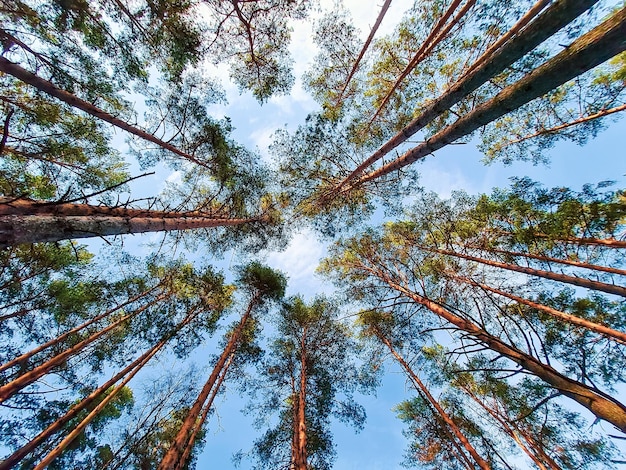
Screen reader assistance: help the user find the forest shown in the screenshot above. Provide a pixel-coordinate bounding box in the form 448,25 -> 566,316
0,0 -> 625,468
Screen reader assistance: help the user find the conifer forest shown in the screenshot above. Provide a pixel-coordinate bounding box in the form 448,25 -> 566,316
1,0 -> 626,468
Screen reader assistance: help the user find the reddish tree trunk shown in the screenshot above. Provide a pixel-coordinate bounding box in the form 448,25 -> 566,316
0,288 -> 161,374
426,245 -> 626,297
158,294 -> 259,470
457,276 -> 626,344
0,198 -> 263,246
379,335 -> 491,470
356,262 -> 626,431
0,301 -> 152,403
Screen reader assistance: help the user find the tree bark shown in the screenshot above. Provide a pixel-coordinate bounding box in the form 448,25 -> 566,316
0,288 -> 161,374
0,317 -> 180,470
0,57 -> 210,168
424,245 -> 626,297
0,301 -> 152,403
459,386 -> 559,470
158,294 -> 259,470
332,0 -> 598,191
379,335 -> 491,470
369,0 -> 472,123
292,326 -> 308,470
356,262 -> 626,432
335,0 -> 393,105
174,354 -> 234,470
0,198 -> 263,246
356,5 -> 626,185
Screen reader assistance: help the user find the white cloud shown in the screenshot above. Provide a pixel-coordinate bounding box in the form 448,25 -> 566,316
267,229 -> 332,298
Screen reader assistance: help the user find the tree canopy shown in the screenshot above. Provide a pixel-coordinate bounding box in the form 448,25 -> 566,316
0,0 -> 625,468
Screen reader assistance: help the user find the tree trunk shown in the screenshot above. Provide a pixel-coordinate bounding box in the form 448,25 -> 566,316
174,354 -> 234,470
0,317 -> 181,470
32,358 -> 144,470
456,276 -> 626,344
335,0 -> 393,105
426,245 -> 626,297
360,263 -> 626,432
0,57 -> 210,168
369,0 -> 471,123
293,327 -> 308,470
0,198 -> 263,246
332,0 -> 598,191
0,288 -> 161,374
357,6 -> 626,185
466,244 -> 626,277
379,335 -> 491,470
158,294 -> 259,470
459,386 -> 559,470
0,301 -> 152,403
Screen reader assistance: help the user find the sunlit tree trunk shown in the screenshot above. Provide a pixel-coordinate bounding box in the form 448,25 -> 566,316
158,294 -> 260,470
332,0 -> 598,191
378,334 -> 491,470
0,300 -> 154,403
453,276 -> 626,344
423,245 -> 626,297
0,198 -> 264,246
0,287 -> 162,374
358,263 -> 626,431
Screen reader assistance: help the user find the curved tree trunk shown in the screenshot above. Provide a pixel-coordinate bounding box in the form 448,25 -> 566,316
332,0 -> 598,192
357,6 -> 626,185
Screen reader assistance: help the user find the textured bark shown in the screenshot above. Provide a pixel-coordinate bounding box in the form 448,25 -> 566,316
335,0 -> 393,105
355,262 -> 626,431
501,102 -> 626,147
0,57 -> 209,167
292,327 -> 308,470
460,386 -> 559,470
333,0 -> 599,191
379,335 -> 491,470
0,301 -> 151,403
358,6 -> 626,183
0,288 -> 160,374
458,277 -> 626,345
32,356 -> 146,470
0,198 -> 262,246
425,245 -> 626,297
158,295 -> 259,470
